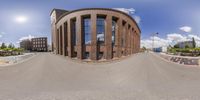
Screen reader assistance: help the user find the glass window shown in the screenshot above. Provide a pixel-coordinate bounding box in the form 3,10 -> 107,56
97,18 -> 105,45
122,24 -> 126,47
83,18 -> 91,45
112,20 -> 116,45
71,19 -> 77,46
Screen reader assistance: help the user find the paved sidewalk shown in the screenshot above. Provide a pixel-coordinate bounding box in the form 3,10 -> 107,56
157,52 -> 200,66
0,53 -> 35,66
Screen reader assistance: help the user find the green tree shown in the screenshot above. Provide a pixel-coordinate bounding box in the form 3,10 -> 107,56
8,43 -> 15,49
142,46 -> 146,50
1,43 -> 7,49
185,44 -> 189,48
174,44 -> 179,48
192,37 -> 196,48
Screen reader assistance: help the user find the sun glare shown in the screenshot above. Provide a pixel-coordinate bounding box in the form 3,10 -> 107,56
15,16 -> 27,23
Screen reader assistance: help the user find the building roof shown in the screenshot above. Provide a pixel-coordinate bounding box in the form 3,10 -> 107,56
52,8 -> 141,33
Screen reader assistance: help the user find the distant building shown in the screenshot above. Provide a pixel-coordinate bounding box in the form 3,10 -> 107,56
20,39 -> 32,51
176,41 -> 194,48
31,37 -> 48,52
20,37 -> 48,52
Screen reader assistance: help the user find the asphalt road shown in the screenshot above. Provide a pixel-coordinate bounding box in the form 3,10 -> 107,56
0,53 -> 200,100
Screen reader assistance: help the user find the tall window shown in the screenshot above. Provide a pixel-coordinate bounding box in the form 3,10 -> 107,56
83,18 -> 91,45
122,22 -> 126,47
112,20 -> 117,45
97,18 -> 105,45
71,19 -> 77,45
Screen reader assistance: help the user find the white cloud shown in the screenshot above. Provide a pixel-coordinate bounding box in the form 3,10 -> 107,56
113,8 -> 141,24
19,35 -> 35,41
114,8 -> 136,15
0,32 -> 6,38
141,36 -> 170,48
133,16 -> 141,24
141,33 -> 200,48
179,26 -> 192,33
167,33 -> 188,42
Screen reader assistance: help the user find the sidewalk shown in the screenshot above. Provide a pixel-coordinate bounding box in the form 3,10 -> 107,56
0,53 -> 35,66
157,52 -> 200,66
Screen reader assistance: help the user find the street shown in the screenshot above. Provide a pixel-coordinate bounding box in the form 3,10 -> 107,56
0,53 -> 200,100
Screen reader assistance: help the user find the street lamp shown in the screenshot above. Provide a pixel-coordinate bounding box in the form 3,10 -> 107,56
152,32 -> 159,52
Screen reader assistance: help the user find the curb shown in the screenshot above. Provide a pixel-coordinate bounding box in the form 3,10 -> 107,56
154,53 -> 200,67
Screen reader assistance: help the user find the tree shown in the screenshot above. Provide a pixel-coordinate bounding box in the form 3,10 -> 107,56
192,37 -> 196,48
142,46 -> 146,50
8,43 -> 15,49
174,44 -> 179,48
185,44 -> 189,48
0,43 -> 7,49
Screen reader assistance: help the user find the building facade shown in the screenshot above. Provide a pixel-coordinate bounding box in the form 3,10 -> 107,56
20,39 -> 32,51
175,41 -> 194,48
51,8 -> 141,60
31,37 -> 48,52
20,37 -> 48,52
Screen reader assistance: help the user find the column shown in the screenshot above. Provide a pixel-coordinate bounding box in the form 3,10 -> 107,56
130,27 -> 133,54
136,33 -> 139,52
90,14 -> 97,60
77,16 -> 83,59
60,26 -> 63,55
58,28 -> 61,55
68,19 -> 72,58
130,28 -> 133,54
105,15 -> 112,60
56,29 -> 59,54
128,27 -> 131,55
139,34 -> 140,52
62,24 -> 66,56
124,23 -> 128,56
115,18 -> 122,58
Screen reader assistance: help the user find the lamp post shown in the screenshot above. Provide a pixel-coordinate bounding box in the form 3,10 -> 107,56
152,32 -> 159,52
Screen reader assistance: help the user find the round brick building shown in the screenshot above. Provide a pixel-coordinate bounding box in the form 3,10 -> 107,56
50,8 -> 141,60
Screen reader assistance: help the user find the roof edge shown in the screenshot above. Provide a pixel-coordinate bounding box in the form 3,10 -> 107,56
55,8 -> 141,33
50,8 -> 69,16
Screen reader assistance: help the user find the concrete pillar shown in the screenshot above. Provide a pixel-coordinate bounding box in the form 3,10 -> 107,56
90,14 -> 97,60
124,23 -> 128,56
68,19 -> 73,58
105,15 -> 112,60
136,33 -> 139,52
77,16 -> 83,59
131,29 -> 134,54
135,32 -> 137,53
58,28 -> 61,55
127,26 -> 131,55
134,31 -> 136,53
60,26 -> 63,55
115,18 -> 122,58
56,29 -> 59,54
129,28 -> 132,55
139,34 -> 140,52
62,23 -> 66,56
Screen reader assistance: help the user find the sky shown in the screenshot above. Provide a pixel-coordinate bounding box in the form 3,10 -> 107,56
0,0 -> 199,48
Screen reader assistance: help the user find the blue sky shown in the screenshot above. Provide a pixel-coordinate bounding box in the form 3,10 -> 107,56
0,0 -> 199,47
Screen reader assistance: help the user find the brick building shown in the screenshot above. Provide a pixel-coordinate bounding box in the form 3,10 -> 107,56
50,8 -> 141,60
20,37 -> 48,52
31,37 -> 48,52
20,39 -> 32,51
